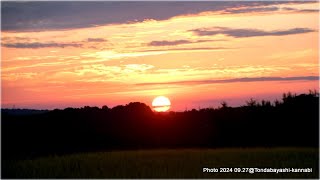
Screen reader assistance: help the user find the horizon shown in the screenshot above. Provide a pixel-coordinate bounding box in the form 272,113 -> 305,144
1,90 -> 317,111
1,1 -> 319,111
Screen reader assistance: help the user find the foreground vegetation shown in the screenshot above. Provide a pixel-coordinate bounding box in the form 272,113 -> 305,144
3,148 -> 318,178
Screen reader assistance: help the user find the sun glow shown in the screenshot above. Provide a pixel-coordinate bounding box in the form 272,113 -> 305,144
152,96 -> 171,112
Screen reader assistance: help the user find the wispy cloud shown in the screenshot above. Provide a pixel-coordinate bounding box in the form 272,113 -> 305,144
224,6 -> 279,14
87,38 -> 107,42
1,37 -> 35,42
2,42 -> 82,49
79,50 -> 167,63
147,39 -> 213,46
142,47 -> 230,53
282,7 -> 319,13
136,76 -> 319,86
123,64 -> 154,72
148,40 -> 192,46
191,27 -> 315,38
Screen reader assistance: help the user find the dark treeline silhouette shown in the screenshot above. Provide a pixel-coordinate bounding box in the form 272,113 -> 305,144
2,91 -> 319,160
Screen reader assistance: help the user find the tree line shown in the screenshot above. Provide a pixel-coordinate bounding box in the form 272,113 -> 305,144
2,91 -> 319,160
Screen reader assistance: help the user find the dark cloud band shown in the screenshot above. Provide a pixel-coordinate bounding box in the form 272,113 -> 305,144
87,38 -> 107,42
2,1 -> 313,32
147,39 -> 214,46
2,42 -> 82,49
191,27 -> 315,38
136,76 -> 319,86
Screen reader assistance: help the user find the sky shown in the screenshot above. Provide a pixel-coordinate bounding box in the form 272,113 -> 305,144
1,1 -> 319,111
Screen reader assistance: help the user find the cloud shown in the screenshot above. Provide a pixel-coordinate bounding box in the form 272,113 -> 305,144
282,7 -> 319,13
87,38 -> 107,42
140,47 -> 230,53
2,42 -> 82,49
2,1 -> 310,32
298,9 -> 319,13
225,6 -> 279,14
1,37 -> 83,49
1,37 -> 34,42
148,40 -> 192,46
191,27 -> 315,38
123,64 -> 154,72
147,39 -> 214,46
136,76 -> 319,86
79,50 -> 167,63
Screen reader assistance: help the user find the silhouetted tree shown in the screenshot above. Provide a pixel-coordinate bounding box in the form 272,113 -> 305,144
102,105 -> 110,111
246,98 -> 257,107
220,101 -> 228,109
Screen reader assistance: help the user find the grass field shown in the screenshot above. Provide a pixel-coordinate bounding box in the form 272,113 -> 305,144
3,148 -> 319,178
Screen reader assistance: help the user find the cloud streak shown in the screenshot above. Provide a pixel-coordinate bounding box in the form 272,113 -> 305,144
2,42 -> 82,49
141,47 -> 230,53
148,40 -> 192,46
136,76 -> 319,86
147,39 -> 213,46
225,6 -> 279,14
191,27 -> 315,38
87,38 -> 107,42
282,7 -> 319,13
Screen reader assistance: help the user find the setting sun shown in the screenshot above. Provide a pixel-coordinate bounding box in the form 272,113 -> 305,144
152,96 -> 171,112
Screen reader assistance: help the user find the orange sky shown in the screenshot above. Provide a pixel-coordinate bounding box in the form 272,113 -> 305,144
1,1 -> 319,110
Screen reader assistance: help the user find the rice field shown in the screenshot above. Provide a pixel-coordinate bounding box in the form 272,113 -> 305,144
2,148 -> 319,178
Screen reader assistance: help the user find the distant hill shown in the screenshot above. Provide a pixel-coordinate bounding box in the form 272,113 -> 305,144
1,109 -> 49,116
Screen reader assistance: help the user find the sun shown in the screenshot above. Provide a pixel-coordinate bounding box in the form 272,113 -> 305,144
152,96 -> 171,112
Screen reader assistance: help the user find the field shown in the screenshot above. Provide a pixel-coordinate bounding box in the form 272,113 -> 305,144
3,148 -> 319,178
